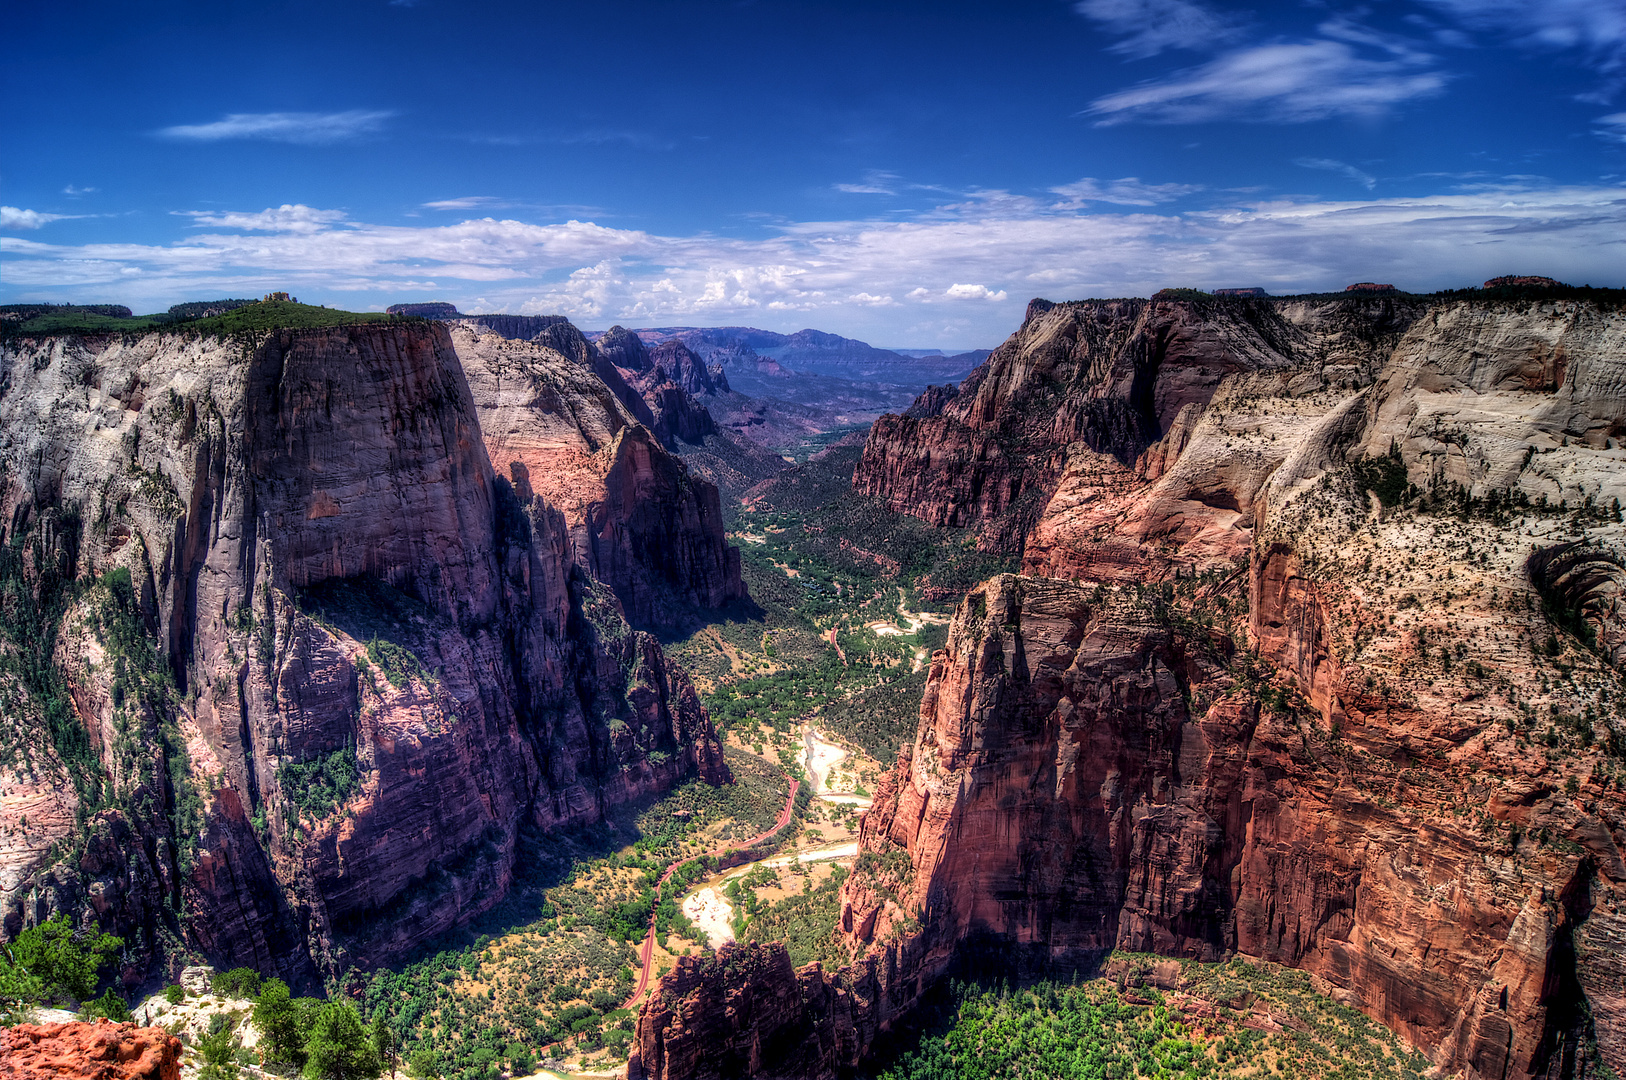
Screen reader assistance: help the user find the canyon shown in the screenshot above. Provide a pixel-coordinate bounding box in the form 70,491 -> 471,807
0,319 -> 733,989
632,292 -> 1626,1080
6,290 -> 1626,1080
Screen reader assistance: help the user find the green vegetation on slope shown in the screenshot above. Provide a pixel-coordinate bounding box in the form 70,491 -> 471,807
739,865 -> 850,969
876,957 -> 1432,1080
2,299 -> 417,339
362,745 -> 801,1078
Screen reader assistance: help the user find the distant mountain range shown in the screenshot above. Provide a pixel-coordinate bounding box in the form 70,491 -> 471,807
588,324 -> 989,383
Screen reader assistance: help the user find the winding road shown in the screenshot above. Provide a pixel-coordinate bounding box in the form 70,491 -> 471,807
621,776 -> 801,1010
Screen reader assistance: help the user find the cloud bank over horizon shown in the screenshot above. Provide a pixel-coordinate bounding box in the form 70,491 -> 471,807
4,181 -> 1622,345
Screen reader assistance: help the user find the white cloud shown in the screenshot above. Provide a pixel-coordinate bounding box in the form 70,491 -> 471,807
62,185 -> 98,196
423,196 -> 503,210
1420,0 -> 1626,70
1294,158 -> 1378,190
1052,176 -> 1203,205
177,204 -> 351,233
1087,33 -> 1448,124
836,171 -> 901,195
1073,0 -> 1243,58
944,284 -> 1009,301
1598,112 -> 1626,141
2,207 -> 72,230
158,110 -> 394,144
4,185 -> 1624,341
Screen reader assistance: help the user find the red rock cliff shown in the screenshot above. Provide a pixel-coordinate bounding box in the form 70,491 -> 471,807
0,321 -> 728,985
636,295 -> 1626,1080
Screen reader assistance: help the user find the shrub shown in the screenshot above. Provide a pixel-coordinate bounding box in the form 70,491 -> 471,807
165,983 -> 187,1004
212,967 -> 264,1000
81,988 -> 132,1023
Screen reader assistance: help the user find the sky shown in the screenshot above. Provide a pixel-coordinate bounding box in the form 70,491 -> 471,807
3,0 -> 1625,348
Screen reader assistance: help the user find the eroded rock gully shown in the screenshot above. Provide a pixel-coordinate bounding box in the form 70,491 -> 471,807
634,295 -> 1626,1080
0,321 -> 730,986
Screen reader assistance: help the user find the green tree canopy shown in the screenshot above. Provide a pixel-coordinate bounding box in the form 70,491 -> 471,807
304,1001 -> 382,1080
254,979 -> 320,1068
1,914 -> 123,1007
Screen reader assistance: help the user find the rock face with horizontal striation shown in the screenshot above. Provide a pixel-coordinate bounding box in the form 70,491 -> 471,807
853,296 -> 1422,552
635,293 -> 1626,1080
0,321 -> 728,984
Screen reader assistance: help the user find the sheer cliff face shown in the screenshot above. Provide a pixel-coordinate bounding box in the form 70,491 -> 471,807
454,326 -> 743,629
853,296 -> 1422,551
0,323 -> 727,983
634,297 -> 1626,1080
850,298 -> 1626,1079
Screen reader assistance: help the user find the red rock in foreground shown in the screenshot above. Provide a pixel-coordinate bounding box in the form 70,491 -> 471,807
1,1022 -> 181,1080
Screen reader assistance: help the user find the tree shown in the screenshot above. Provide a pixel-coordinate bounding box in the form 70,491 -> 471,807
370,1013 -> 399,1078
199,1016 -> 241,1080
3,914 -> 123,1006
303,1001 -> 382,1080
405,1049 -> 440,1079
255,979 -> 319,1069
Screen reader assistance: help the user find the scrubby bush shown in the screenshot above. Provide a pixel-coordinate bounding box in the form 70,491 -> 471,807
81,988 -> 132,1023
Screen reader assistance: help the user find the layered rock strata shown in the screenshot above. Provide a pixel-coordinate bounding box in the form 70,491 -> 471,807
854,296 -> 1424,551
0,322 -> 728,984
636,294 -> 1626,1080
454,325 -> 744,629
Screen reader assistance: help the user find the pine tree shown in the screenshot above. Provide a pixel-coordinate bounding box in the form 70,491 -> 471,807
303,1001 -> 382,1080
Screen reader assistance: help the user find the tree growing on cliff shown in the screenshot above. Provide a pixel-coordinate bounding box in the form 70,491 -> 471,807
255,979 -> 321,1069
0,914 -> 123,1012
304,1001 -> 383,1080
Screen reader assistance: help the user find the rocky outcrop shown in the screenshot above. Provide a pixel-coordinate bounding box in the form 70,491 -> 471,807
628,943 -> 880,1080
637,294 -> 1626,1080
0,321 -> 728,983
1,1022 -> 182,1080
648,340 -> 729,397
385,301 -> 462,319
454,325 -> 744,628
855,296 -> 1423,550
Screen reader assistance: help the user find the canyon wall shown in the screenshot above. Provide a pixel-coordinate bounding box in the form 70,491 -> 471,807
0,321 -> 729,986
635,294 -> 1626,1080
455,325 -> 743,630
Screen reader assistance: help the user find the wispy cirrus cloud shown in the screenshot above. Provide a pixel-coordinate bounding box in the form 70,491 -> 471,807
1294,157 -> 1378,190
1052,176 -> 1204,205
1073,0 -> 1243,58
1419,0 -> 1626,71
1087,22 -> 1448,124
835,171 -> 901,195
423,196 -> 505,210
175,204 -> 350,233
158,110 -> 394,144
1598,112 -> 1626,141
3,185 -> 1623,341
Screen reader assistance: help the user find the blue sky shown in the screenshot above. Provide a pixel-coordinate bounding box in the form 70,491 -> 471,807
3,0 -> 1624,347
